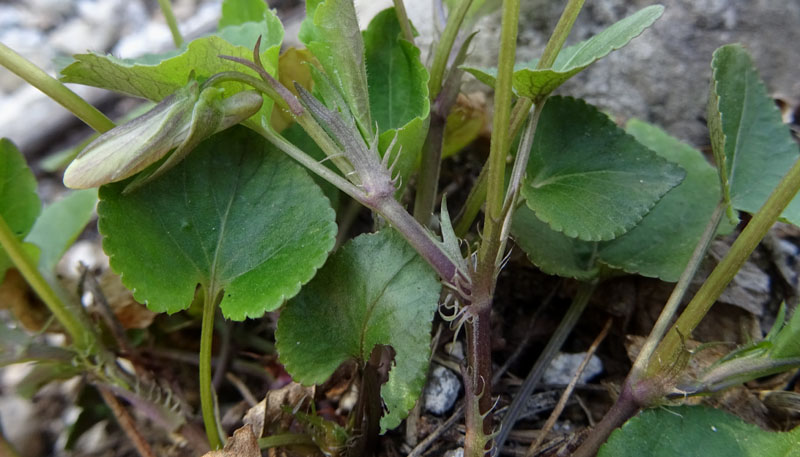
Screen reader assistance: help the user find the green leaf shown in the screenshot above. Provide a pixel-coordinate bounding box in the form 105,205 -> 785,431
599,406 -> 800,457
62,24 -> 282,101
276,230 -> 440,432
0,139 -> 41,278
596,120 -> 735,281
25,189 -> 97,272
464,5 -> 663,99
219,0 -> 268,28
511,206 -> 600,280
365,8 -> 430,187
98,126 -> 336,320
281,123 -> 340,211
771,305 -> 800,359
708,44 -> 800,225
520,96 -> 684,241
300,0 -> 373,139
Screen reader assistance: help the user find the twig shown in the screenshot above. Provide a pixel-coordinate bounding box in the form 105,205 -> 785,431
78,264 -> 132,354
526,319 -> 612,457
97,385 -> 157,457
407,403 -> 465,457
226,372 -> 258,407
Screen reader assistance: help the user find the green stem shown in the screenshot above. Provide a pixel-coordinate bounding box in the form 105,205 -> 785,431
0,42 -> 114,133
493,279 -> 598,452
392,0 -> 416,45
199,288 -> 222,450
428,0 -> 474,100
453,97 -> 533,236
413,111 -> 446,225
631,201 -> 725,377
0,215 -> 96,353
476,0 -> 520,274
157,0 -> 184,48
536,0 -> 585,70
649,156 -> 800,376
258,433 -> 316,449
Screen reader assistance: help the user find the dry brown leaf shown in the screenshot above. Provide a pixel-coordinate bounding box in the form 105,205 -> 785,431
201,426 -> 260,457
244,382 -> 314,438
0,269 -> 53,331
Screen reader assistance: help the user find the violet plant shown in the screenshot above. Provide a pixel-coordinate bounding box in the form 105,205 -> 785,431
1,1 -> 799,456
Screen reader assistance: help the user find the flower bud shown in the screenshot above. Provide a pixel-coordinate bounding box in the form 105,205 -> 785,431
63,80 -> 262,190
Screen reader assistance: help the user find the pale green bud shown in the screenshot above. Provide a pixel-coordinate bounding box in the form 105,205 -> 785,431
63,80 -> 263,190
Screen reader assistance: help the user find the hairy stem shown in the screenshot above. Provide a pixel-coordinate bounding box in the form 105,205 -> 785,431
494,279 -> 597,452
649,156 -> 800,377
199,288 -> 222,450
157,0 -> 184,47
0,43 -> 114,133
464,301 -> 494,457
0,215 -> 96,353
428,0 -> 474,100
571,381 -> 641,457
98,386 -> 157,457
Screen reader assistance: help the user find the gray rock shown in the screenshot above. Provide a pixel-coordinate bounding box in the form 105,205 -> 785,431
423,364 -> 461,415
542,352 -> 603,385
465,0 -> 800,146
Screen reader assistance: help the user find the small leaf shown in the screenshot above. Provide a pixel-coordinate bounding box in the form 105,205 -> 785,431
0,139 -> 41,278
599,406 -> 800,457
25,189 -> 97,272
61,21 -> 282,102
98,126 -> 336,320
521,96 -> 684,241
771,305 -> 800,359
219,0 -> 268,28
365,8 -> 430,188
597,120 -> 735,281
301,0 -> 373,139
276,230 -> 441,432
708,44 -> 800,225
464,5 -> 664,99
443,93 -> 486,158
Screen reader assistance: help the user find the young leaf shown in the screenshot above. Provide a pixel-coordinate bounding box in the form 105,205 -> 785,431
0,139 -> 41,278
219,0 -> 268,28
365,8 -> 430,186
464,5 -> 664,99
98,127 -> 336,320
599,406 -> 800,457
520,96 -> 684,241
25,189 -> 97,272
771,305 -> 800,359
276,230 -> 441,432
61,16 -> 283,101
597,120 -> 734,281
708,44 -> 800,226
300,0 -> 373,139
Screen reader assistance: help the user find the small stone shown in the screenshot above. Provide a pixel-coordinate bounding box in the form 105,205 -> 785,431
443,448 -> 464,457
542,352 -> 603,385
423,365 -> 461,415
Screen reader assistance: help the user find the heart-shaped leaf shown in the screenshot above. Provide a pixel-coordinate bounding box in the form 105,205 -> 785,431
0,139 -> 41,278
521,96 -> 684,241
276,230 -> 440,432
599,406 -> 800,457
26,189 -> 97,272
98,126 -> 336,320
707,44 -> 800,225
365,8 -> 430,186
513,120 -> 734,282
464,5 -> 663,99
